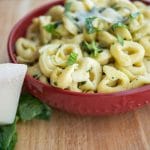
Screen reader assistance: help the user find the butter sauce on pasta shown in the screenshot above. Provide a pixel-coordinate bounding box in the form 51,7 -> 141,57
15,0 -> 150,93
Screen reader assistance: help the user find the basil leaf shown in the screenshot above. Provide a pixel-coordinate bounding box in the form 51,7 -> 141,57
112,22 -> 127,30
67,52 -> 78,66
129,12 -> 140,20
0,119 -> 17,150
44,22 -> 61,37
18,93 -> 52,121
117,35 -> 124,46
85,17 -> 97,34
81,41 -> 103,56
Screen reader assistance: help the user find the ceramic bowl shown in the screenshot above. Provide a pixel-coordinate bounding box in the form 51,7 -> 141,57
8,0 -> 150,116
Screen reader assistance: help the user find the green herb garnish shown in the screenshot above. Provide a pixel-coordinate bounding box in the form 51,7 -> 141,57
67,52 -> 78,66
129,12 -> 140,20
0,119 -> 17,150
44,22 -> 61,36
81,41 -> 103,56
85,17 -> 98,34
112,22 -> 127,31
18,93 -> 52,121
117,35 -> 124,46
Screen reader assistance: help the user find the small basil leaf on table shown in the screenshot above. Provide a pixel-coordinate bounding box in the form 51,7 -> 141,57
0,119 -> 17,150
18,93 -> 52,121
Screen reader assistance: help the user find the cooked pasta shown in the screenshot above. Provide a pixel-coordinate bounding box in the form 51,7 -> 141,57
15,0 -> 150,93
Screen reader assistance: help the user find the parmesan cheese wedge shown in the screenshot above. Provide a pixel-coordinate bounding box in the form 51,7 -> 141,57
0,63 -> 27,125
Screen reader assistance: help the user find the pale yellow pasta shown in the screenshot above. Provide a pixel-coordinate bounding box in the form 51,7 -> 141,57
114,27 -> 132,40
82,0 -> 94,11
65,0 -> 86,12
144,57 -> 150,73
56,24 -> 70,37
15,0 -> 150,93
55,44 -> 82,67
97,31 -> 116,48
27,63 -> 49,84
128,74 -> 150,89
115,63 -> 136,81
134,1 -> 150,19
133,23 -> 150,41
51,64 -> 78,89
83,28 -> 96,42
38,16 -> 52,44
97,65 -> 129,93
16,38 -> 38,63
72,57 -> 102,91
39,44 -> 61,77
116,61 -> 146,78
63,15 -> 78,35
128,14 -> 144,33
62,34 -> 84,44
92,18 -> 110,31
46,5 -> 64,21
26,21 -> 40,44
139,36 -> 150,56
95,49 -> 112,65
110,41 -> 145,66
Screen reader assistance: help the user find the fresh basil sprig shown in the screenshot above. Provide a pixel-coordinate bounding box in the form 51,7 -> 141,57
116,35 -> 124,46
85,17 -> 98,34
81,41 -> 103,57
44,21 -> 61,37
112,22 -> 127,31
67,52 -> 78,66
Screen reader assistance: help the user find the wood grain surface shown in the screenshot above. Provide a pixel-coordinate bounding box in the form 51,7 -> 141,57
0,0 -> 150,150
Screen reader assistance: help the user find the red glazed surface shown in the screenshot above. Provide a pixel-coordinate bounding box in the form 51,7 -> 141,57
8,0 -> 150,116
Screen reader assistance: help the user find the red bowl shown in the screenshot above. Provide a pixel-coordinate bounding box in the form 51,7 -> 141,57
8,0 -> 150,116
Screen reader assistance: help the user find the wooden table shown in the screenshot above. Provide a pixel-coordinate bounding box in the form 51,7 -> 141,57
0,0 -> 150,150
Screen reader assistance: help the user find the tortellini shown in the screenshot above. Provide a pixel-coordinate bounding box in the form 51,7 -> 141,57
110,41 -> 145,66
97,65 -> 129,93
15,0 -> 150,93
16,38 -> 38,63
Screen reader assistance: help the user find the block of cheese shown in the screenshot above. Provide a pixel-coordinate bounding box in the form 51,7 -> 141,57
0,63 -> 27,125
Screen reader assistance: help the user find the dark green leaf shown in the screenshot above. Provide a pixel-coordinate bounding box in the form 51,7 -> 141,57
112,22 -> 127,31
81,41 -> 103,56
0,119 -> 17,150
85,17 -> 97,34
129,12 -> 140,20
18,93 -> 52,121
117,35 -> 124,46
67,52 -> 78,66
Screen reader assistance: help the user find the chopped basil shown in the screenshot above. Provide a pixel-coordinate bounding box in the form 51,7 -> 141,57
67,52 -> 78,66
44,22 -> 61,36
112,22 -> 127,31
81,41 -> 103,57
117,35 -> 124,46
129,12 -> 140,20
85,17 -> 98,34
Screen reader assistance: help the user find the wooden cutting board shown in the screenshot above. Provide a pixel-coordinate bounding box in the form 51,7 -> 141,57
0,0 -> 150,150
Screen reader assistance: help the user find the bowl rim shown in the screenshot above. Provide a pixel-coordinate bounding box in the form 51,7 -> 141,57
7,0 -> 150,97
